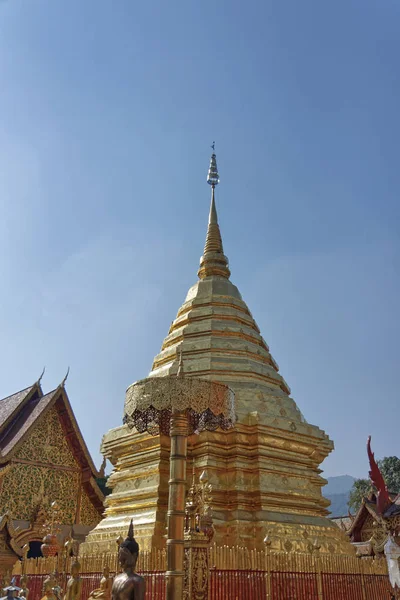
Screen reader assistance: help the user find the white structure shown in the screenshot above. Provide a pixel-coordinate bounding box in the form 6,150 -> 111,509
384,535 -> 400,589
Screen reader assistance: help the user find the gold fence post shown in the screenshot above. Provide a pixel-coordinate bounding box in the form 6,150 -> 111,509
356,552 -> 367,600
183,470 -> 213,600
166,408 -> 188,600
313,539 -> 323,600
263,535 -> 272,600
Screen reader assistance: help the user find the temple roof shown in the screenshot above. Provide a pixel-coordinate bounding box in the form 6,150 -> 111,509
0,388 -> 58,457
0,383 -> 41,436
0,382 -> 104,513
347,492 -> 400,543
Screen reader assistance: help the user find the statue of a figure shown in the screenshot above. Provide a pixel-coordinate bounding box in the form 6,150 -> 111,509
18,576 -> 29,600
1,573 -> 12,594
41,573 -> 56,600
64,561 -> 82,600
112,521 -> 145,600
384,534 -> 400,589
41,572 -> 62,600
88,566 -> 112,600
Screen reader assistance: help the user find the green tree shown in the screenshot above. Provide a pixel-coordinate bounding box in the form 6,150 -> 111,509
96,475 -> 112,496
348,478 -> 372,512
348,456 -> 400,513
377,456 -> 400,493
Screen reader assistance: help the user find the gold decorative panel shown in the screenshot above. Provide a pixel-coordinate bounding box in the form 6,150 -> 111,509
16,407 -> 77,468
0,463 -> 79,522
79,490 -> 102,527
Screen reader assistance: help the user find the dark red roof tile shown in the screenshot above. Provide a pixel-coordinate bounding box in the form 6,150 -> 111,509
0,386 -> 37,430
0,389 -> 58,456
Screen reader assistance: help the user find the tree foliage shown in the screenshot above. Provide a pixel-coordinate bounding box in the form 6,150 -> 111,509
348,456 -> 400,513
348,478 -> 371,512
96,476 -> 112,496
377,456 -> 400,493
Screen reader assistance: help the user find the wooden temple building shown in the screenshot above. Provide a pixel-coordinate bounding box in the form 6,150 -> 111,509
81,152 -> 354,556
0,376 -> 104,571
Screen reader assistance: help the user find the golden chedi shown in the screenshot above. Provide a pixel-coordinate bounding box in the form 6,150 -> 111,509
81,151 -> 353,555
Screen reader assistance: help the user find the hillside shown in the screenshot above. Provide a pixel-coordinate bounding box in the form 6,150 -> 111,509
324,475 -> 355,517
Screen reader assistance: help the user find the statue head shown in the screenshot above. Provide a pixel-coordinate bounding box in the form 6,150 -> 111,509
118,520 -> 139,569
43,573 -> 56,593
71,560 -> 81,577
102,566 -> 110,578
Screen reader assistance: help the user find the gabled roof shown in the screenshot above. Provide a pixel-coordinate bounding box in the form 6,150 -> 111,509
348,491 -> 400,542
0,383 -> 104,514
0,383 -> 42,435
347,495 -> 377,540
0,388 -> 58,457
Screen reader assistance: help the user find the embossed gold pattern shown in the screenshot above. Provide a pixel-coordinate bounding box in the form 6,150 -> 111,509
16,408 -> 77,468
0,406 -> 101,529
0,463 -> 79,522
80,491 -> 103,527
124,376 -> 235,435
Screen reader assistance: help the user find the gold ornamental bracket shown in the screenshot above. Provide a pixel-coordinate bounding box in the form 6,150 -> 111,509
123,374 -> 235,600
123,376 -> 235,436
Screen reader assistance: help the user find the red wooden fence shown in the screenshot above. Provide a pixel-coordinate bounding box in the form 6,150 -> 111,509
209,569 -> 398,599
12,569 -> 399,600
209,569 -> 267,600
13,572 -> 166,600
271,571 -> 319,599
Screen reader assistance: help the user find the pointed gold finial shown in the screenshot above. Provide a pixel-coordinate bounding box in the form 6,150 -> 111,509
37,366 -> 46,386
60,367 -> 70,388
99,456 -> 107,477
198,147 -> 230,280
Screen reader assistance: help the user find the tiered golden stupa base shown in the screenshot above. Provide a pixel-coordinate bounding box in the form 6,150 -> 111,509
81,421 -> 353,556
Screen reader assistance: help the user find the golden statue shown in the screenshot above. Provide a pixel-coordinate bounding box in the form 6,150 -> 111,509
18,576 -> 29,600
111,521 -> 145,600
64,561 -> 82,600
40,572 -> 60,600
88,567 -> 112,600
2,572 -> 11,592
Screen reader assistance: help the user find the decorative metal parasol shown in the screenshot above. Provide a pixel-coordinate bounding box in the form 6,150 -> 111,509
123,375 -> 235,436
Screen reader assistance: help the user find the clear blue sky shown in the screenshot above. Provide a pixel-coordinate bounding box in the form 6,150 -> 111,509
1,0 -> 399,479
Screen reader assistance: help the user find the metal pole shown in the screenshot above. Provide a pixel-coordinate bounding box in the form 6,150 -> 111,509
166,408 -> 188,600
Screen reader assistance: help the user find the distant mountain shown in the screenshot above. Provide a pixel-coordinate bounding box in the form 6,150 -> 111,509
325,475 -> 355,495
324,475 -> 356,517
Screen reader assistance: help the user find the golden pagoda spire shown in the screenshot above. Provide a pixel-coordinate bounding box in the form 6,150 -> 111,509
198,145 -> 231,280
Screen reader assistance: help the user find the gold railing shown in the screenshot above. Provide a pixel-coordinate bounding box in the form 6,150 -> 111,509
12,548 -> 167,576
11,545 -> 394,600
209,544 -> 388,576
12,545 -> 387,577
